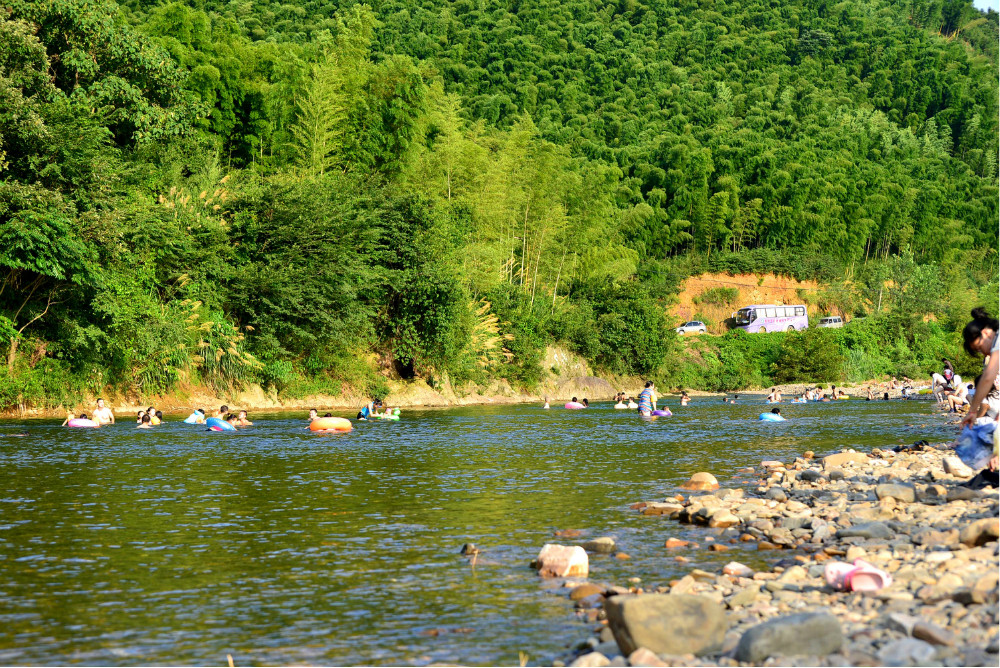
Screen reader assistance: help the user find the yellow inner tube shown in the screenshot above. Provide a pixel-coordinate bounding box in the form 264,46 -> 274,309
310,417 -> 353,432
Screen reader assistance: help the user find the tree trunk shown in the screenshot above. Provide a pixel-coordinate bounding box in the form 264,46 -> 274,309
7,337 -> 18,371
552,250 -> 567,312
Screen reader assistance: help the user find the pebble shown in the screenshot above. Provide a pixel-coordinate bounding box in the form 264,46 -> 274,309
627,648 -> 669,667
568,652 -> 611,667
912,620 -> 955,646
723,562 -> 754,578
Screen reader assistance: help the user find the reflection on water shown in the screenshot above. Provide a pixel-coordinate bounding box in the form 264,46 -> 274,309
0,398 -> 950,665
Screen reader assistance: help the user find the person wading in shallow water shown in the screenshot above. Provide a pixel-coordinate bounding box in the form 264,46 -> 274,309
637,381 -> 656,416
92,399 -> 114,425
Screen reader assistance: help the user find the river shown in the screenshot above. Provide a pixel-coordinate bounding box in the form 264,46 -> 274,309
0,398 -> 953,665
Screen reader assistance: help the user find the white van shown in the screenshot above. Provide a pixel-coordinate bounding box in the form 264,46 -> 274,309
818,316 -> 843,328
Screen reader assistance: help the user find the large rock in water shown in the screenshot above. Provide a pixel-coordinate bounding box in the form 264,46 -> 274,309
581,537 -> 617,554
605,594 -> 727,657
682,472 -> 719,491
535,544 -> 589,577
735,612 -> 843,663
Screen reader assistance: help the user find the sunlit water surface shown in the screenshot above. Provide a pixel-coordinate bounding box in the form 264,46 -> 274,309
0,398 -> 951,665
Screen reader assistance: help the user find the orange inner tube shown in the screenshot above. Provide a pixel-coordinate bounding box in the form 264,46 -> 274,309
309,417 -> 353,432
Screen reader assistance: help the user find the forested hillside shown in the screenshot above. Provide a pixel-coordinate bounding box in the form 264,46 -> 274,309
1,0 -> 997,408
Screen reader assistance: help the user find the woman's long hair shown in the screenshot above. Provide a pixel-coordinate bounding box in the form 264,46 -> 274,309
963,307 -> 999,356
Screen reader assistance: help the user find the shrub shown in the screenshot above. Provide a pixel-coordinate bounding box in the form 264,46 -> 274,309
694,287 -> 739,306
772,329 -> 845,383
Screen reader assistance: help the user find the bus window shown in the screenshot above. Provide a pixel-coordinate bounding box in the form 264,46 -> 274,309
795,307 -> 805,316
765,308 -> 776,318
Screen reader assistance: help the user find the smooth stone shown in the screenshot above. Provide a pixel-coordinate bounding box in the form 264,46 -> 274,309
885,612 -> 920,635
912,620 -> 954,646
845,545 -> 867,562
536,544 -> 589,578
971,572 -> 999,604
664,538 -> 690,548
626,648 -> 668,667
735,612 -> 843,663
728,584 -> 761,607
837,522 -> 892,540
766,488 -> 788,502
569,652 -> 611,667
959,518 -> 999,547
570,583 -> 606,601
942,456 -> 974,478
800,469 -> 824,482
876,483 -> 916,504
708,511 -> 741,529
878,638 -> 937,666
581,537 -> 617,554
605,594 -> 727,657
781,516 -> 812,531
912,528 -> 959,547
723,562 -> 754,578
947,487 -> 983,502
641,503 -> 683,517
823,451 -> 868,470
682,472 -> 719,491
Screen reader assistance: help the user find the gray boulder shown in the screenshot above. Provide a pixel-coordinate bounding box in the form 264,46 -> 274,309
605,594 -> 727,657
875,483 -> 916,503
735,612 -> 842,663
581,537 -> 617,554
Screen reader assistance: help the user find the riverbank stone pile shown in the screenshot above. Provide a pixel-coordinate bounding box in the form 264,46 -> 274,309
546,443 -> 999,667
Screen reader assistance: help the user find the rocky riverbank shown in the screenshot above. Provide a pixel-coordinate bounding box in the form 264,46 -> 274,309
544,416 -> 999,667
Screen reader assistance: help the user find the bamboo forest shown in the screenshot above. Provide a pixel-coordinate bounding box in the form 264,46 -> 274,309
1,0 -> 998,409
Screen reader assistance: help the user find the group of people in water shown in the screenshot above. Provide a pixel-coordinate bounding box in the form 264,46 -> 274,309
61,397 -> 402,432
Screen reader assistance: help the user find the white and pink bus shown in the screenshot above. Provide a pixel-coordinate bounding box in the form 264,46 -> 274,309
732,304 -> 809,333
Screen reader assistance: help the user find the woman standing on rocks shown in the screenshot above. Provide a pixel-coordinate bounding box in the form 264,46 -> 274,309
960,308 -> 999,476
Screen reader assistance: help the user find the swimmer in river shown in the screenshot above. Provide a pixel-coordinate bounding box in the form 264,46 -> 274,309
680,391 -> 690,406
214,405 -> 229,419
92,398 -> 114,425
137,414 -> 153,429
543,396 -> 550,409
236,410 -> 253,426
62,410 -> 77,426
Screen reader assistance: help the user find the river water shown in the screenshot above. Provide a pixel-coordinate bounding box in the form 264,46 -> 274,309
0,398 -> 952,666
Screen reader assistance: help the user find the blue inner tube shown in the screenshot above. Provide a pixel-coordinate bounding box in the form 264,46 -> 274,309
205,417 -> 236,431
759,412 -> 786,421
651,409 -> 671,416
